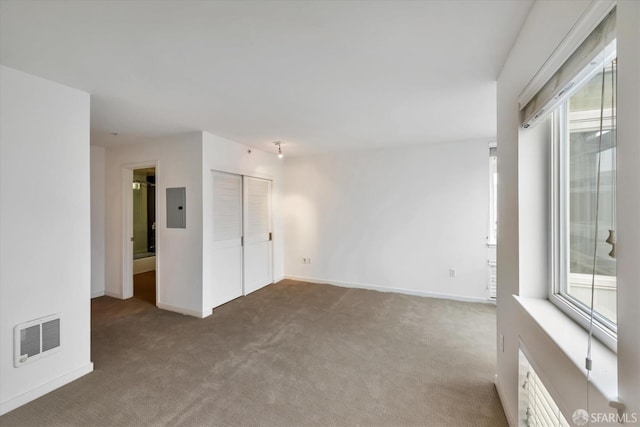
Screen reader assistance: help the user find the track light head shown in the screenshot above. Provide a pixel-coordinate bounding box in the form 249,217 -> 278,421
273,141 -> 284,158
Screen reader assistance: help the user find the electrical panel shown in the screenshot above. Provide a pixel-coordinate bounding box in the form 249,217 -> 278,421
166,187 -> 186,228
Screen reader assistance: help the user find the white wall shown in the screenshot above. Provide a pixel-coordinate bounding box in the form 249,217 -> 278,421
104,133 -> 205,316
201,132 -> 284,313
91,145 -> 106,298
133,256 -> 156,275
0,66 -> 93,414
283,140 -> 491,301
103,131 -> 284,318
496,1 -> 640,424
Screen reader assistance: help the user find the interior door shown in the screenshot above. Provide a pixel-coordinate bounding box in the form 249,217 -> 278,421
243,176 -> 273,295
211,171 -> 243,307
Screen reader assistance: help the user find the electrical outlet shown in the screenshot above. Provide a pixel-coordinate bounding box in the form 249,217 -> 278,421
308,258 -> 312,264
449,268 -> 456,278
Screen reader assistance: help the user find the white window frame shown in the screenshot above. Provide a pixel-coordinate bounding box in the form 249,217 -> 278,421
549,103 -> 617,352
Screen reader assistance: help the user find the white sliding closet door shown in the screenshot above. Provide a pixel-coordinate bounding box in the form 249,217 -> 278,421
211,171 -> 243,307
243,176 -> 273,295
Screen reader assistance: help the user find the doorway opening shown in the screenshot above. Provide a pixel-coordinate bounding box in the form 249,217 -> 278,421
132,167 -> 156,306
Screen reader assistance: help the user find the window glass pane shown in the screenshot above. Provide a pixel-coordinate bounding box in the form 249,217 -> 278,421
563,60 -> 616,325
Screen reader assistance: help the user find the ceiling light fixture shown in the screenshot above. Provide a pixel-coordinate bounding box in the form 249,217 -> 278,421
273,141 -> 283,158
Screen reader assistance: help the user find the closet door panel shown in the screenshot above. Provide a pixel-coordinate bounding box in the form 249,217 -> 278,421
243,176 -> 273,295
211,171 -> 243,307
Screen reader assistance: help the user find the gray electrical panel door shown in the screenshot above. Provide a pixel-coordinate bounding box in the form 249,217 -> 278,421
166,187 -> 186,228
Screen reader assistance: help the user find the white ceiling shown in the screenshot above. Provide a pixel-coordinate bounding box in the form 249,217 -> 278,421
0,0 -> 532,156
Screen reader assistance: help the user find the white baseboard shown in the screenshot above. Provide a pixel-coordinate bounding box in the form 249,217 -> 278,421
0,362 -> 94,416
105,290 -> 122,299
133,256 -> 156,275
494,374 -> 516,427
284,275 -> 490,304
157,302 -> 212,319
91,290 -> 105,299
273,275 -> 285,284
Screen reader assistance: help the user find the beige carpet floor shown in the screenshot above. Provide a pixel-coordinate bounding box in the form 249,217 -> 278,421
0,279 -> 507,427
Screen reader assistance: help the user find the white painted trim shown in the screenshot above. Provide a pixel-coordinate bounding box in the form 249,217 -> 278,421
514,296 -> 618,402
207,166 -> 273,182
157,302 -> 212,319
133,256 -> 156,275
91,290 -> 105,299
273,275 -> 285,284
121,167 -> 134,299
0,362 -> 94,416
105,290 -> 123,299
284,275 -> 491,304
518,0 -> 616,109
494,375 -> 517,427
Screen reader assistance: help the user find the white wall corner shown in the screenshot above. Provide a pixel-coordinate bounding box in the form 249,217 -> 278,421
494,374 -> 517,427
1,66 -> 92,413
105,290 -> 123,299
91,291 -> 106,299
156,302 -> 212,319
0,363 -> 94,416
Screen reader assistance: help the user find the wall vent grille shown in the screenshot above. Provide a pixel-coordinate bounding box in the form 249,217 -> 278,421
520,351 -> 570,427
488,260 -> 497,299
14,314 -> 61,367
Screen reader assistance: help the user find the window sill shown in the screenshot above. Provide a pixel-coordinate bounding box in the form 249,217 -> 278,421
513,295 -> 618,402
